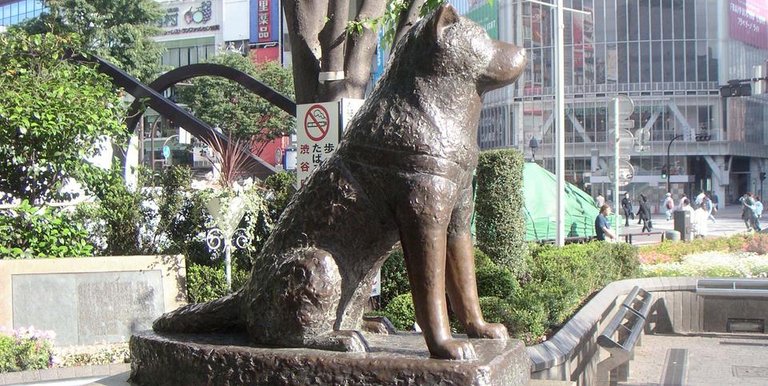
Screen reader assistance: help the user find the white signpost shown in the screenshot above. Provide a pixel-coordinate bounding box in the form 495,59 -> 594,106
295,99 -> 364,189
296,102 -> 339,188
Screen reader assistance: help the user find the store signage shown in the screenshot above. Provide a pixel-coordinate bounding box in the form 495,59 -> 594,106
159,1 -> 220,35
250,0 -> 280,44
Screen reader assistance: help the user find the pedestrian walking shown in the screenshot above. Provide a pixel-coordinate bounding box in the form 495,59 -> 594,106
695,191 -> 706,208
663,192 -> 675,221
703,194 -> 716,223
693,205 -> 709,238
636,195 -> 652,233
680,198 -> 695,239
595,193 -> 605,208
753,196 -> 763,232
740,193 -> 756,231
595,204 -> 616,241
621,192 -> 633,226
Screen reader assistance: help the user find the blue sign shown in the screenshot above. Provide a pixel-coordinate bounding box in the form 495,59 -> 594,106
162,145 -> 171,159
250,0 -> 280,44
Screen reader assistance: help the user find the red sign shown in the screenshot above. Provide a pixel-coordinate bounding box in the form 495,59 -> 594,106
249,46 -> 280,64
304,105 -> 330,141
729,0 -> 768,49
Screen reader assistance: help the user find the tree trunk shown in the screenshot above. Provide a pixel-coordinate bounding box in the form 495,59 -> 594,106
282,0 -> 422,104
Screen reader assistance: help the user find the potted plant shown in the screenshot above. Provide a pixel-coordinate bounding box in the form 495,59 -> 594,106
200,131 -> 256,291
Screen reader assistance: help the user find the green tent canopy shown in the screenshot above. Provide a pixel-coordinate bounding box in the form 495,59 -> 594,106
522,163 -> 619,241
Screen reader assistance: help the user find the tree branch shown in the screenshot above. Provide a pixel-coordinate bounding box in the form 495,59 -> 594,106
282,0 -> 328,104
319,0 -> 349,74
335,0 -> 387,100
393,0 -> 426,48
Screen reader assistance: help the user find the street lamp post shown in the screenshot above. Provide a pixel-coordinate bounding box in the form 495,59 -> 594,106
666,134 -> 684,193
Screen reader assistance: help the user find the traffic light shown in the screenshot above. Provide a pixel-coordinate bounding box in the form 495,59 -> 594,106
719,82 -> 752,97
661,166 -> 668,180
761,172 -> 766,181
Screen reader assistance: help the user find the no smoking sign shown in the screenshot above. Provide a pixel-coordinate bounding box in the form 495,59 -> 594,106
304,105 -> 330,141
296,102 -> 341,188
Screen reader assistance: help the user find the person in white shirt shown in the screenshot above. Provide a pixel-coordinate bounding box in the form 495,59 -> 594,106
663,192 -> 675,221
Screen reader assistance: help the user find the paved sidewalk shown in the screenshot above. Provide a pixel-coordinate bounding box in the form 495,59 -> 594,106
621,333 -> 768,386
618,204 -> 754,245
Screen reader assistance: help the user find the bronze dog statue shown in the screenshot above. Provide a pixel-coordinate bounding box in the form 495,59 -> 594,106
154,3 -> 526,360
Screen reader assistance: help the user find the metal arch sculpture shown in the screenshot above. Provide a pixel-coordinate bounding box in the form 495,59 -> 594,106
124,63 -> 297,135
72,54 -> 287,179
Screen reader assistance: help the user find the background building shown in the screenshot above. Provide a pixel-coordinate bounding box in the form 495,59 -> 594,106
461,0 -> 768,209
0,0 -> 44,26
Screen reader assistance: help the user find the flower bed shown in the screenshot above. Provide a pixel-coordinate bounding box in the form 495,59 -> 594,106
639,233 -> 768,278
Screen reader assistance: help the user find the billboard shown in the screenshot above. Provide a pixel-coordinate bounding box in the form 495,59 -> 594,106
729,0 -> 768,49
250,0 -> 280,44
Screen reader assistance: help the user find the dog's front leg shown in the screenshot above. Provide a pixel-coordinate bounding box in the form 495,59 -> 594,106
446,231 -> 508,340
396,178 -> 477,360
445,189 -> 509,341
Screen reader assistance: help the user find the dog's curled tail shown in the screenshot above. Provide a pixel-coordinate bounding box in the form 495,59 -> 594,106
153,291 -> 244,333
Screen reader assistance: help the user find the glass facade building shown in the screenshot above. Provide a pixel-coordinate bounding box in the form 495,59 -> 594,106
0,0 -> 44,27
469,0 -> 768,208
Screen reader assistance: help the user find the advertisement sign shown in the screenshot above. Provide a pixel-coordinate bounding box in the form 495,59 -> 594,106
465,1 -> 498,40
159,0 -> 221,36
249,45 -> 280,64
250,0 -> 280,44
729,0 -> 768,49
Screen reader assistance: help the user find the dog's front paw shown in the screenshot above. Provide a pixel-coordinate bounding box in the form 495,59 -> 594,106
467,322 -> 508,340
431,339 -> 477,360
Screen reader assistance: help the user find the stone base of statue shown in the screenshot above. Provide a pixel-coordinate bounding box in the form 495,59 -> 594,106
129,331 -> 531,386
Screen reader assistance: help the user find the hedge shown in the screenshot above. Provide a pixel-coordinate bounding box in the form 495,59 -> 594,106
475,149 -> 528,277
374,241 -> 640,345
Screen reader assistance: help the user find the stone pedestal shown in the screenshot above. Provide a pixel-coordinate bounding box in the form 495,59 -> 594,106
130,331 -> 531,386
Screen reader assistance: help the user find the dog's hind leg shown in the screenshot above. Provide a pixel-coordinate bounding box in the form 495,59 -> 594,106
153,291 -> 243,333
245,248 -> 369,353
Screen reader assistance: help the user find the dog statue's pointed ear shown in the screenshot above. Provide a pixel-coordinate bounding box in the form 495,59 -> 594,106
430,3 -> 460,41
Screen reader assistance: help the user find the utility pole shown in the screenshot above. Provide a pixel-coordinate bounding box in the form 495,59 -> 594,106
525,0 -> 591,246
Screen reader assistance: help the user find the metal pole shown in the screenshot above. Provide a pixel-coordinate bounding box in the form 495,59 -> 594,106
555,0 -> 566,246
666,134 -> 683,193
224,242 -> 232,292
613,98 -> 620,239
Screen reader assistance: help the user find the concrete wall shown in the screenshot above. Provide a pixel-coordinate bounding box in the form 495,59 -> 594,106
0,255 -> 186,346
528,277 -> 697,385
529,277 -> 768,385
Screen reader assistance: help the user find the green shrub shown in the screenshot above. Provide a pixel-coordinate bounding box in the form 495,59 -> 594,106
474,248 -> 494,270
186,261 -> 250,303
475,149 -> 529,277
263,171 -> 297,223
380,248 -> 409,309
0,200 -> 93,258
505,291 -> 549,344
476,264 -> 519,298
383,293 -> 416,331
0,328 -> 54,373
525,241 -> 639,327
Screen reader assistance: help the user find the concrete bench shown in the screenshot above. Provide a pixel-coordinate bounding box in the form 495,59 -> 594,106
623,231 -> 665,244
596,286 -> 653,386
696,278 -> 768,297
